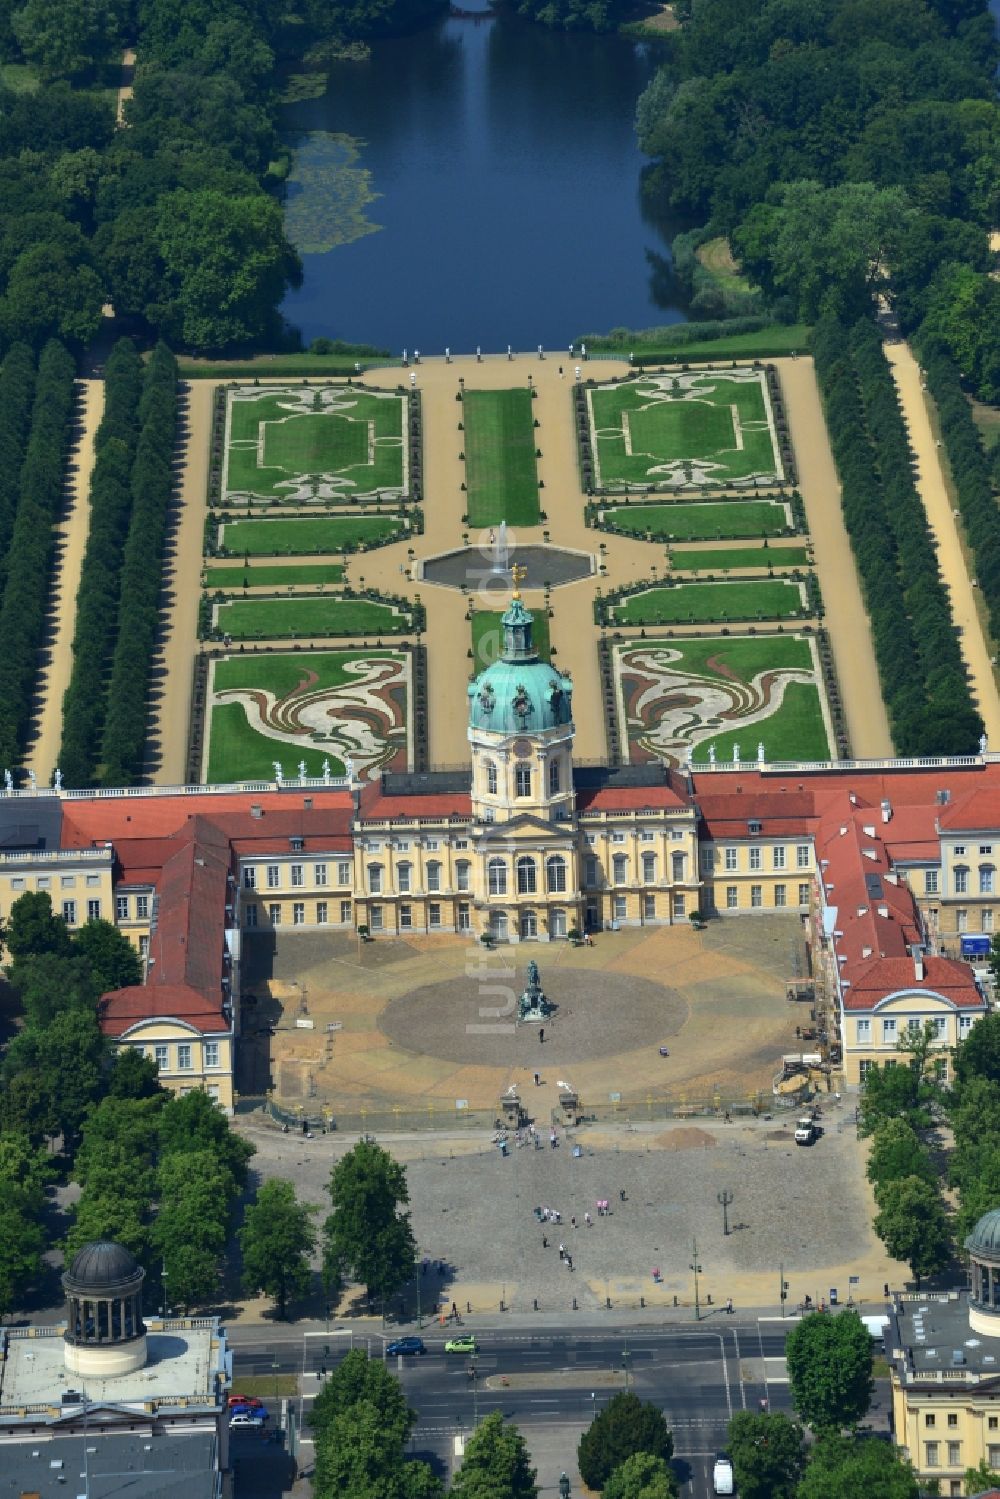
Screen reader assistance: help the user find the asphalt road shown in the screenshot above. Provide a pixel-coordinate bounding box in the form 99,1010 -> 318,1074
230,1321 -> 808,1498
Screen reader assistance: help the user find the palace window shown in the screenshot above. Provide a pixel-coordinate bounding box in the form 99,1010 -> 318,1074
955,867 -> 969,894
397,862 -> 412,893
267,865 -> 280,888
749,847 -> 762,871
317,902 -> 328,924
642,852 -> 656,884
486,760 -> 498,795
515,763 -> 532,798
982,866 -> 996,895
546,856 -> 567,893
368,864 -> 383,894
315,864 -> 328,886
612,854 -> 628,885
293,903 -> 305,925
427,861 -> 442,893
797,845 -> 810,868
488,859 -> 508,896
671,851 -> 685,882
136,894 -> 149,920
774,884 -> 787,907
291,864 -> 303,887
205,1042 -> 219,1069
724,847 -> 738,871
517,857 -> 537,895
456,861 -> 471,892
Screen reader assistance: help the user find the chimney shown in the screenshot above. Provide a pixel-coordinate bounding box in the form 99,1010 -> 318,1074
914,953 -> 924,982
881,799 -> 892,823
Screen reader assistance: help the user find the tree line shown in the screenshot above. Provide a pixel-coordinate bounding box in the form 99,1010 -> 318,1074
0,340 -> 77,775
636,0 -> 997,394
811,311 -> 982,756
58,337 -> 144,785
98,341 -> 177,785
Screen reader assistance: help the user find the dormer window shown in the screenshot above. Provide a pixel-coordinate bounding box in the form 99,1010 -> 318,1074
747,820 -> 761,836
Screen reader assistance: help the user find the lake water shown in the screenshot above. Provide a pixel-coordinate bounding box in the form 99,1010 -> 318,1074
279,7 -> 683,353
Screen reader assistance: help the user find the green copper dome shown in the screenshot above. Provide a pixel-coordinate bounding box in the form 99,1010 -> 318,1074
468,593 -> 573,734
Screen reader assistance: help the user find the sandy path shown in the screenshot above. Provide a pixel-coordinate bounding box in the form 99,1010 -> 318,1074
884,340 -> 1000,743
115,47 -> 135,127
23,379 -> 104,783
774,358 -> 892,757
149,380 -> 215,783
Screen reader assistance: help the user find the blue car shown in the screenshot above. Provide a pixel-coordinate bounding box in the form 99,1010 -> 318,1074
386,1337 -> 426,1356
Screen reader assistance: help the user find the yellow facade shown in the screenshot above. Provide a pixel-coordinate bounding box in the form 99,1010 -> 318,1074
700,836 -> 816,916
842,991 -> 971,1089
118,1018 -> 234,1112
0,848 -> 115,929
892,1376 -> 1000,1495
937,828 -> 999,945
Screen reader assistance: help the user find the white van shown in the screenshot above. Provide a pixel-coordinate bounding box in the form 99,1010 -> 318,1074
713,1455 -> 734,1494
230,1413 -> 266,1429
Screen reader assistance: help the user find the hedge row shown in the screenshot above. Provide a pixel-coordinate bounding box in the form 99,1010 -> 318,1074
58,340 -> 145,787
811,314 -> 982,757
99,344 -> 178,787
0,341 -> 77,775
916,335 -> 1000,648
0,345 -> 36,582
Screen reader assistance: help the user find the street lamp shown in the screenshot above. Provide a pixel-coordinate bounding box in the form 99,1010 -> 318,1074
621,1343 -> 632,1392
690,1240 -> 702,1322
591,1391 -> 596,1424
718,1189 -> 734,1237
272,1356 -> 280,1403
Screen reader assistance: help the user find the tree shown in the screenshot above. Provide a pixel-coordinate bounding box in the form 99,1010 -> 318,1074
9,951 -> 97,1029
955,1009 -> 1000,1088
2,1005 -> 107,1146
726,1411 -> 805,1499
865,1119 -> 936,1194
785,1312 -> 873,1432
73,918 -> 142,994
873,1175 -> 951,1284
964,1459 -> 1000,1495
324,1140 -> 416,1308
1,243 -> 105,346
154,187 -> 298,352
578,1393 -> 674,1492
158,1088 -> 254,1187
312,1399 -> 442,1499
0,1195 -> 46,1318
451,1411 -> 538,1499
602,1452 -> 678,1499
240,1179 -> 316,1317
796,1433 -> 918,1499
11,0 -> 125,81
108,1047 -> 163,1100
5,890 -> 72,960
310,1348 -> 415,1446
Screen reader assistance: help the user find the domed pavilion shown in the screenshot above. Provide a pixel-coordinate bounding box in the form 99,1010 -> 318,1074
62,1239 -> 147,1377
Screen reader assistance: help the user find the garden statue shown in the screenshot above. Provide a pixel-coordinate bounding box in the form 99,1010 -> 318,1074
273,761 -> 284,786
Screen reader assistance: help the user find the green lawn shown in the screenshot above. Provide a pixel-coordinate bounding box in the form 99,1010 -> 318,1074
220,514 -> 405,555
669,546 -> 809,572
615,633 -> 831,764
582,324 -> 811,361
472,609 -> 551,669
207,649 -> 409,782
206,562 -> 346,589
463,389 -> 540,527
588,371 -> 782,488
610,579 -> 806,624
605,499 -> 791,540
224,387 -> 405,502
215,595 -> 412,640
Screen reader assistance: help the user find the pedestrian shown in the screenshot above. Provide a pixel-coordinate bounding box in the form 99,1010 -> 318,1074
542,1235 -> 548,1249
409,371 -> 416,387
571,1216 -> 577,1229
567,1256 -> 573,1271
727,1297 -> 734,1315
539,1027 -> 545,1043
452,1301 -> 458,1318
619,1188 -> 626,1203
558,366 -> 564,378
575,365 -> 582,381
559,1243 -> 565,1260
585,1212 -> 592,1227
534,1071 -> 540,1086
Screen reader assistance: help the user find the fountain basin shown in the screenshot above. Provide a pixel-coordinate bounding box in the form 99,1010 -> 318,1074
419,544 -> 594,591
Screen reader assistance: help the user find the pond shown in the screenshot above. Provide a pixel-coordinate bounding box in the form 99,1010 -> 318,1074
279,5 -> 684,352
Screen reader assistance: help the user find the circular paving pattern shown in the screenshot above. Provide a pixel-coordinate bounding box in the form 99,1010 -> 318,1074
380,967 -> 688,1065
420,543 -> 593,591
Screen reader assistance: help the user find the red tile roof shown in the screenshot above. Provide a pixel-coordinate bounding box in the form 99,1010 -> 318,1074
99,983 -> 227,1035
60,789 -> 352,847
842,954 -> 979,1010
577,785 -> 686,813
938,788 -> 1000,832
358,793 -> 473,821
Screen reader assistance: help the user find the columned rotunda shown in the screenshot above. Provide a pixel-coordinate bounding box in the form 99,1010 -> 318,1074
62,1239 -> 147,1377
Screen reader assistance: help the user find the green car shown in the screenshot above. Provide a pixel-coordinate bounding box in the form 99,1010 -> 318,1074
445,1335 -> 478,1354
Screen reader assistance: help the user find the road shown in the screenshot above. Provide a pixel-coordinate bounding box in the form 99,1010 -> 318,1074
230,1320 -> 811,1498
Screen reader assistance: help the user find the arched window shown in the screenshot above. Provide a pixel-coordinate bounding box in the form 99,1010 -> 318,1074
521,910 -> 537,938
671,851 -> 686,883
517,856 -> 537,894
548,759 -> 560,795
488,858 -> 507,896
486,760 -> 498,796
612,853 -> 628,886
426,860 -> 442,893
546,855 -> 567,893
396,861 -> 412,893
515,763 -> 532,798
642,852 -> 656,883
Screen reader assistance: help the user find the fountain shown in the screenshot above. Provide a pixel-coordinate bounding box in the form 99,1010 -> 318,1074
491,520 -> 510,576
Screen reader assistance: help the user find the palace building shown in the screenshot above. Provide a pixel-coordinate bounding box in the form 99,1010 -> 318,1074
0,588 -> 998,1106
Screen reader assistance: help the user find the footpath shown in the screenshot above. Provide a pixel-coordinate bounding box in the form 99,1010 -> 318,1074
23,379 -> 104,784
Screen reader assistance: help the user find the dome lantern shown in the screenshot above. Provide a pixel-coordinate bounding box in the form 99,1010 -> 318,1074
62,1240 -> 147,1377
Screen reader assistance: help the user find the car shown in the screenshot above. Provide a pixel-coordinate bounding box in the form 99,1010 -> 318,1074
230,1413 -> 267,1429
230,1403 -> 269,1420
794,1116 -> 817,1146
712,1455 -> 734,1495
444,1335 -> 478,1354
227,1394 -> 264,1409
386,1337 -> 426,1356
